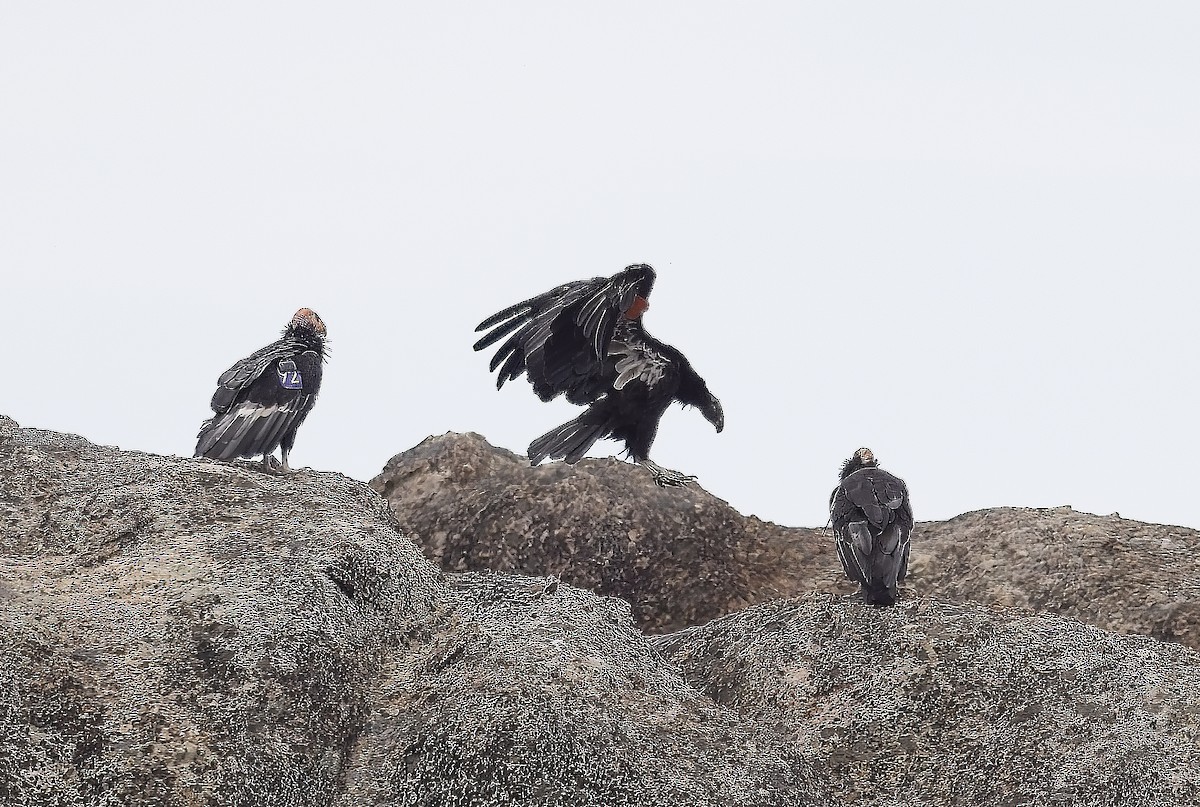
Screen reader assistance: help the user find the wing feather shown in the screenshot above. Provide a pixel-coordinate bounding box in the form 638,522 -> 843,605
838,469 -> 909,530
496,349 -> 527,390
473,264 -> 656,404
472,314 -> 526,353
608,331 -> 669,391
209,336 -> 307,413
829,468 -> 913,602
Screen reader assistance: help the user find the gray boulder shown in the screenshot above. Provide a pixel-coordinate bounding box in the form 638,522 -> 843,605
657,595 -> 1200,806
4,420 -> 1199,806
372,433 -> 1200,650
0,418 -> 810,807
370,432 -> 830,633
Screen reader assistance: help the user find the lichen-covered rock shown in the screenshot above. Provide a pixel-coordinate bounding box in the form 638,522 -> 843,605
372,433 -> 1200,650
911,507 -> 1200,651
0,419 -> 814,807
655,595 -> 1200,806
370,432 -> 833,634
6,420 -> 1200,807
0,421 -> 445,806
340,573 -> 809,806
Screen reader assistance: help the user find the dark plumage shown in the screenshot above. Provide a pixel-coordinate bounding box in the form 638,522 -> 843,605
195,308 -> 327,474
829,448 -> 913,606
473,263 -> 723,487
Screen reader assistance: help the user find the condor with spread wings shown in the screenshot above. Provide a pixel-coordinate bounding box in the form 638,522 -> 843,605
829,448 -> 913,606
195,308 -> 327,474
473,263 -> 723,487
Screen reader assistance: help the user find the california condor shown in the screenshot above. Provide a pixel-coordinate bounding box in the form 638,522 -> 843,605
829,448 -> 913,606
195,308 -> 327,474
473,263 -> 723,487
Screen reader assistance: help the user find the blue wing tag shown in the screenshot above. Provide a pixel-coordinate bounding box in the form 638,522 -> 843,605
277,360 -> 303,390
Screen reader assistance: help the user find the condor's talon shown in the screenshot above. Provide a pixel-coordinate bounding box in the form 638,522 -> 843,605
261,454 -> 294,474
642,460 -> 696,488
654,473 -> 695,488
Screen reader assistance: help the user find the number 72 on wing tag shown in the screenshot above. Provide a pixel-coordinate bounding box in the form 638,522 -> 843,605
277,360 -> 304,390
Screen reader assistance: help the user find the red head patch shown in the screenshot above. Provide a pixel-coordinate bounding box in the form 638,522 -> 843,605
623,295 -> 650,320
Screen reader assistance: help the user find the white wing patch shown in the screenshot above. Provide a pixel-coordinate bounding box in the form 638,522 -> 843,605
608,339 -> 667,391
233,402 -> 292,418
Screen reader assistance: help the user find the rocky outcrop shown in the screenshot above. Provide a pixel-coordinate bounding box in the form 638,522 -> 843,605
369,432 -> 834,634
657,596 -> 1200,806
4,419 -> 1200,806
911,507 -> 1200,650
0,420 -> 811,806
372,433 -> 1200,649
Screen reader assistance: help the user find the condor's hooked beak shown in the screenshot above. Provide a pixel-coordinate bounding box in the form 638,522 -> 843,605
704,394 -> 725,433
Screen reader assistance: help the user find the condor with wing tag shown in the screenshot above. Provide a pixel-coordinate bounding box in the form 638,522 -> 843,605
195,308 -> 328,474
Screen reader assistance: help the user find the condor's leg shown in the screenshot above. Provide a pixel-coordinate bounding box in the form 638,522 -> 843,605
278,428 -> 298,474
626,407 -> 696,488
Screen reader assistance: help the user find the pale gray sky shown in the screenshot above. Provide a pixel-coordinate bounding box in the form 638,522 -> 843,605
3,3 -> 1198,530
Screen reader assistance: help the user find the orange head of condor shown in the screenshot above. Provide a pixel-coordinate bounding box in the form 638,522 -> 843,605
289,308 -> 327,337
623,295 -> 650,320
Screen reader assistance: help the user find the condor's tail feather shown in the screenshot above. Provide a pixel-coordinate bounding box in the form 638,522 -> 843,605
837,521 -> 910,606
527,408 -> 613,466
195,402 -> 301,461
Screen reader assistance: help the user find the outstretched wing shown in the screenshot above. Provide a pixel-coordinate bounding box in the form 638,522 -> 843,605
208,336 -> 308,413
473,264 -> 655,404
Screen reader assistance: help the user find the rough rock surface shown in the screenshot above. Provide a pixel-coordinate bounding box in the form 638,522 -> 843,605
0,418 -> 810,807
372,433 -> 1200,649
656,595 -> 1200,807
5,419 -> 1200,806
912,507 -> 1200,651
370,433 -> 832,634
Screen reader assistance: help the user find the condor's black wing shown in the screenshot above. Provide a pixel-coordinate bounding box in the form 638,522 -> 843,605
207,336 -> 310,413
473,263 -> 656,404
830,467 -> 913,598
196,341 -> 322,462
831,468 -> 911,532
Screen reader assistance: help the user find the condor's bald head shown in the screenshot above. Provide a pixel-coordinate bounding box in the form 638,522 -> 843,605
288,308 -> 327,338
840,446 -> 879,479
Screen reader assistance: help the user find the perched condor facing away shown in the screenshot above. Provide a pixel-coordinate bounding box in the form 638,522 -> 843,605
473,263 -> 724,487
829,448 -> 913,606
195,308 -> 327,474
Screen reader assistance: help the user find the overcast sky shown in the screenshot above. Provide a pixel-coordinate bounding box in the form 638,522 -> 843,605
3,3 -> 1198,531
